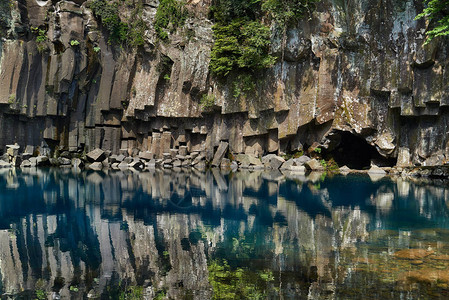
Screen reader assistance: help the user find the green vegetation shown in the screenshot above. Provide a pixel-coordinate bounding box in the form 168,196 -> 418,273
70,39 -> 80,46
210,19 -> 275,77
154,0 -> 188,40
208,259 -> 274,299
209,0 -> 316,99
31,26 -> 48,53
90,0 -> 147,47
415,0 -> 449,44
8,94 -> 15,104
200,93 -> 216,109
93,46 -> 101,53
262,0 -> 317,27
119,286 -> 144,300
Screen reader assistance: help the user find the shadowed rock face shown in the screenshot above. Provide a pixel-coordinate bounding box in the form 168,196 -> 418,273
0,0 -> 448,166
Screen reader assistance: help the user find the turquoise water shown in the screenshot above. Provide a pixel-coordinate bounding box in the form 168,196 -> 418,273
1,168 -> 449,299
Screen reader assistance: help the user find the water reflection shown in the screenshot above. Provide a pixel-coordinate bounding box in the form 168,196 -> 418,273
0,168 -> 449,298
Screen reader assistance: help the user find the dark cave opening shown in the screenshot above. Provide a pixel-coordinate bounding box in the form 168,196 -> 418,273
323,131 -> 396,170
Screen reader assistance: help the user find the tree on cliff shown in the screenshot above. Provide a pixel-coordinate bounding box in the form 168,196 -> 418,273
415,0 -> 449,44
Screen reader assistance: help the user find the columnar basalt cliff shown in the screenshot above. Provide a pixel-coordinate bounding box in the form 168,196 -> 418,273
0,0 -> 448,167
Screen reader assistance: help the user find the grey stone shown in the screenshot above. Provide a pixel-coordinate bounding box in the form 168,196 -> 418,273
0,160 -> 11,168
72,158 -> 84,168
88,162 -> 103,170
29,157 -> 37,167
173,160 -> 182,167
304,159 -> 324,171
368,164 -> 387,175
124,157 -> 133,164
6,144 -> 20,157
211,141 -> 229,167
36,156 -> 50,166
179,146 -> 188,156
116,154 -> 126,162
20,160 -> 31,168
139,151 -> 154,161
86,148 -> 105,162
262,154 -> 285,170
58,157 -> 72,165
235,154 -> 262,167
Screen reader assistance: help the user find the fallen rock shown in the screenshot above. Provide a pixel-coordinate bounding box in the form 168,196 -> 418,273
86,148 -> 106,162
0,160 -> 11,168
339,165 -> 351,173
58,157 -> 72,165
368,164 -> 387,175
139,151 -> 154,161
220,158 -> 231,169
262,154 -> 285,170
36,156 -> 50,166
173,160 -> 182,167
235,154 -> 262,168
20,160 -> 31,168
304,159 -> 324,171
6,144 -> 20,157
211,141 -> 229,167
29,157 -> 37,167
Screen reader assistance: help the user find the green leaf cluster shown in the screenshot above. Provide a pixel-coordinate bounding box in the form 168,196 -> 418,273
154,0 -> 188,40
209,0 -> 316,79
262,0 -> 317,27
210,19 -> 275,78
90,0 -> 147,47
90,0 -> 128,44
415,0 -> 449,44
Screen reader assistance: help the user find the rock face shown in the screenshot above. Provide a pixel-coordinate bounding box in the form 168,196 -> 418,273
0,0 -> 448,168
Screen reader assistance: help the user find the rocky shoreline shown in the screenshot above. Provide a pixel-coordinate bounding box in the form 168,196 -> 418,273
2,143 -> 449,180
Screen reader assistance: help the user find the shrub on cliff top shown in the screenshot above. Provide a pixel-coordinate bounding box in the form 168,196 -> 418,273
209,0 -> 316,79
415,0 -> 449,44
90,0 -> 147,47
90,0 -> 128,44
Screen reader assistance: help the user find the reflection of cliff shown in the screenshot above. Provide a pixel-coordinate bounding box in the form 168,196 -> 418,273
0,169 -> 449,298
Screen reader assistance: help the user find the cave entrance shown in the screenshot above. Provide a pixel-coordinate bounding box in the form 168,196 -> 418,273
324,131 -> 395,170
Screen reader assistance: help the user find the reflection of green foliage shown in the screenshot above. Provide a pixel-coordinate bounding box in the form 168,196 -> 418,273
208,259 -> 274,299
35,279 -> 47,300
35,289 -> 46,300
119,286 -> 144,300
415,0 -> 449,44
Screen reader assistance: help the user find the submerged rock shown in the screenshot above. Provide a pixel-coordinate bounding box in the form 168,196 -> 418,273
393,248 -> 433,260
